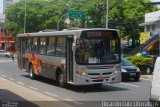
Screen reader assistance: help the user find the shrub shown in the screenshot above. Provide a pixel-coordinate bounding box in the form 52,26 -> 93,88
126,55 -> 154,67
126,55 -> 154,74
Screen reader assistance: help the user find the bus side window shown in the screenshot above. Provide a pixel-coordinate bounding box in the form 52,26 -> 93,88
39,37 -> 46,55
31,37 -> 38,53
47,37 -> 56,56
27,38 -> 32,52
55,37 -> 66,57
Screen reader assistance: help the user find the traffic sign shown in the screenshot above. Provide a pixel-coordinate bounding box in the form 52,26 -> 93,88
69,11 -> 85,19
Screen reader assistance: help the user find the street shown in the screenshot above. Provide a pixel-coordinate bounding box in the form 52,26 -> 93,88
0,57 -> 152,107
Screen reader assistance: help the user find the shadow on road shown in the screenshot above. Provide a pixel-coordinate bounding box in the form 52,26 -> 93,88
0,89 -> 38,107
21,75 -> 129,93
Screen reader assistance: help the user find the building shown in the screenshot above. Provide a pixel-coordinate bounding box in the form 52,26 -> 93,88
0,29 -> 15,52
0,14 -> 15,52
139,10 -> 160,55
0,0 -> 19,52
1,0 -> 19,14
139,10 -> 160,36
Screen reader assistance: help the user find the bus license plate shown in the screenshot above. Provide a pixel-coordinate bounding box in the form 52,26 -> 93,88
130,73 -> 136,76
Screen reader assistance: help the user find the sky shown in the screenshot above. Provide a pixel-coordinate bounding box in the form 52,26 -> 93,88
0,0 -> 3,14
0,0 -> 160,14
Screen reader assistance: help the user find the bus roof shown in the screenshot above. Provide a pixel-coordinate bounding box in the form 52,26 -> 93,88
17,28 -> 119,37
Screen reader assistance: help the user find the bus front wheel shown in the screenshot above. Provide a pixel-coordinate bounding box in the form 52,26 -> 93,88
56,72 -> 65,87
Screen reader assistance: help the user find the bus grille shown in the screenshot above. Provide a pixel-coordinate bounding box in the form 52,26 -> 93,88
87,72 -> 112,83
86,65 -> 113,70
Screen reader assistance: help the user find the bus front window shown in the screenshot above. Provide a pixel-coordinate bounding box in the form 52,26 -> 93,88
75,36 -> 120,65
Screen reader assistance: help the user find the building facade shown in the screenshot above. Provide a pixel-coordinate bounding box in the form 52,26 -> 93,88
139,10 -> 160,55
2,0 -> 19,14
0,29 -> 15,52
139,10 -> 160,36
0,0 -> 19,52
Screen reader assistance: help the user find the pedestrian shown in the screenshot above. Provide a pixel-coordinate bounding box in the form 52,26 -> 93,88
11,52 -> 14,62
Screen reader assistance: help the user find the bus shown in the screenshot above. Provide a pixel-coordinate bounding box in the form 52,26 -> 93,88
17,28 -> 121,87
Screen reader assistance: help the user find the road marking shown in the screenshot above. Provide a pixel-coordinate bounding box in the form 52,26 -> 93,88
17,82 -> 24,85
120,83 -> 140,88
0,60 -> 12,63
44,92 -> 58,97
65,99 -> 83,105
65,99 -> 73,101
140,78 -> 151,81
1,75 -> 7,78
9,78 -> 14,81
22,69 -> 26,72
29,86 -> 38,90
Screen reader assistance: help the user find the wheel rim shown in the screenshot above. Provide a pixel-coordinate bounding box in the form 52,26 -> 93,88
59,74 -> 63,85
30,67 -> 33,78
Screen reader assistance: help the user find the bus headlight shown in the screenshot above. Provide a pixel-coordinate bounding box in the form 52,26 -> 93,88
80,68 -> 87,76
113,64 -> 121,74
114,70 -> 121,74
81,72 -> 87,76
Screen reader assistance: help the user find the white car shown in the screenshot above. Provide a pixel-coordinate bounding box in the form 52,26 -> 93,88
149,57 -> 160,106
0,50 -> 11,58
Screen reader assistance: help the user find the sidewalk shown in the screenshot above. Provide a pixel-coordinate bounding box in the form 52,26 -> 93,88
140,75 -> 153,80
0,76 -> 73,107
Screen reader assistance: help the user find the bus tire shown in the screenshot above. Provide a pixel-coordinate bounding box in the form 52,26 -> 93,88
93,84 -> 102,88
56,71 -> 65,87
29,64 -> 36,79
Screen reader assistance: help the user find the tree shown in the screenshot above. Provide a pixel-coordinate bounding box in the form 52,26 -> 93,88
5,0 -> 157,40
108,0 -> 157,47
5,0 -> 47,34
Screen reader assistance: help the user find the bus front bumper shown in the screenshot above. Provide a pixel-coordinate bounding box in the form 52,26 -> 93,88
74,73 -> 121,85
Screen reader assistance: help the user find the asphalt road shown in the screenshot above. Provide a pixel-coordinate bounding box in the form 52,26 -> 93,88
0,57 -> 152,107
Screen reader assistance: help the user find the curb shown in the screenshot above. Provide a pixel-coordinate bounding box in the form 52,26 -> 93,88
140,75 -> 152,80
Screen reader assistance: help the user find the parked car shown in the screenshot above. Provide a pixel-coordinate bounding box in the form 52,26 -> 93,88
145,55 -> 157,74
149,57 -> 160,106
121,57 -> 140,81
0,50 -> 11,58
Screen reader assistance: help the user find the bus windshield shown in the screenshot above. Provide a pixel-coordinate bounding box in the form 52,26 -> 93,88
75,30 -> 120,65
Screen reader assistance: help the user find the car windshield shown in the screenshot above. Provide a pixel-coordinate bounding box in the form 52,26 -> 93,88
121,58 -> 133,66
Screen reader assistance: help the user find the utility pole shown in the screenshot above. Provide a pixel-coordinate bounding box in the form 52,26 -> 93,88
24,0 -> 26,33
106,0 -> 109,29
57,15 -> 64,31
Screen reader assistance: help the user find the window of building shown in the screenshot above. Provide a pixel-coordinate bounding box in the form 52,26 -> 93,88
152,24 -> 156,31
146,25 -> 150,32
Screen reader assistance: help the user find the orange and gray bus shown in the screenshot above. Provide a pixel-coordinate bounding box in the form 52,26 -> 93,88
17,28 -> 121,87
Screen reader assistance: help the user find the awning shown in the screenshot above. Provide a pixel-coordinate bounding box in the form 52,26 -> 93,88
139,19 -> 160,26
0,41 -> 15,43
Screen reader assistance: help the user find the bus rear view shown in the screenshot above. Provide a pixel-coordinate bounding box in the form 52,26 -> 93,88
74,29 -> 121,86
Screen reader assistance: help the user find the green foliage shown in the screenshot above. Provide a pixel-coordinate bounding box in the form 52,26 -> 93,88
126,55 -> 154,67
4,0 -> 157,38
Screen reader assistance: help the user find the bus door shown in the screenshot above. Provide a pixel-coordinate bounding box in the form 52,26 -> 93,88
18,38 -> 27,69
66,36 -> 73,82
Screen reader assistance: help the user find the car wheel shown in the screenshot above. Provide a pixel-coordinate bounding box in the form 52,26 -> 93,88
29,65 -> 36,79
5,55 -> 9,58
134,77 -> 139,81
